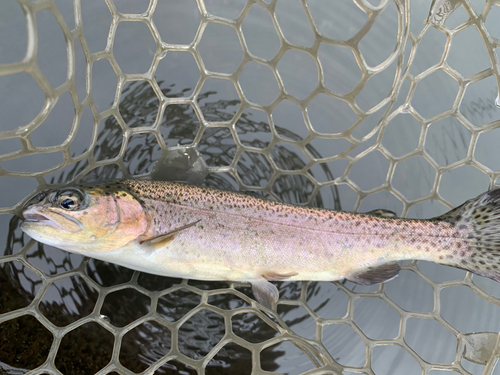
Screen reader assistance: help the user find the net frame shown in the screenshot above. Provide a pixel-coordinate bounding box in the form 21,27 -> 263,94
1,0 -> 500,374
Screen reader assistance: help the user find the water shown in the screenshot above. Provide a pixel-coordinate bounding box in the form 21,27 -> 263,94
2,0 -> 500,374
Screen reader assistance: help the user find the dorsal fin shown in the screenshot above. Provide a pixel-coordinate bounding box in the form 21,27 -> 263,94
365,209 -> 397,218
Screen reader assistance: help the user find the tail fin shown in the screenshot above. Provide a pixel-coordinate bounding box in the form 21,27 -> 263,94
436,188 -> 500,282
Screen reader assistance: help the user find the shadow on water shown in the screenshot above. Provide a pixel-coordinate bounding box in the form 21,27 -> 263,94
1,81 -> 341,374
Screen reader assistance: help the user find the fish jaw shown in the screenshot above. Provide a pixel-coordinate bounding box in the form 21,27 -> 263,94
20,221 -> 71,249
21,205 -> 86,249
22,206 -> 84,233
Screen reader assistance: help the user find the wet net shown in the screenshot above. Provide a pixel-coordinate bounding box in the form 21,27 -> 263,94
1,0 -> 500,374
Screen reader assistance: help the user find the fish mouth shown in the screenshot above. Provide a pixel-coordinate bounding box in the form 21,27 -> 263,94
22,207 -> 83,233
23,213 -> 51,222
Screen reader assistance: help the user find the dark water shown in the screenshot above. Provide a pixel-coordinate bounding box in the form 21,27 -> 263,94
0,219 -> 329,375
0,80 -> 342,375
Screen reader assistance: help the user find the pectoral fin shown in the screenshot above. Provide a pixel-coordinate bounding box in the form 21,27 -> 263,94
140,220 -> 200,254
346,262 -> 401,285
251,278 -> 279,309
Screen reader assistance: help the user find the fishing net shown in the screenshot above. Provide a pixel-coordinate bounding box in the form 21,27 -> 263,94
1,0 -> 500,374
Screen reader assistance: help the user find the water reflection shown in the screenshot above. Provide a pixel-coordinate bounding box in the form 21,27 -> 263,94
39,275 -> 99,327
0,261 -> 39,315
53,81 -> 341,208
119,320 -> 171,373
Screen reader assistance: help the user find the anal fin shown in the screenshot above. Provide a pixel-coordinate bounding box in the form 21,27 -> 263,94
346,262 -> 401,285
251,278 -> 279,309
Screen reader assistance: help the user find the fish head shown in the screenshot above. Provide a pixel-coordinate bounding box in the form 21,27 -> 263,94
20,184 -> 149,253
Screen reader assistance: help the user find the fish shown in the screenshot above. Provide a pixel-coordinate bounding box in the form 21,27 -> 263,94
20,179 -> 500,309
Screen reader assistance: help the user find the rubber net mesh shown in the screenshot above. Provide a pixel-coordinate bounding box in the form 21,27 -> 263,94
1,0 -> 500,374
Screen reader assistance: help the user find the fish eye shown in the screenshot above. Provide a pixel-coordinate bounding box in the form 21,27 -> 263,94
56,189 -> 84,210
60,198 -> 77,210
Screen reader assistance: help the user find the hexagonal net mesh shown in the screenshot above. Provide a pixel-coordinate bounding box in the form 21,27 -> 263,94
1,0 -> 500,374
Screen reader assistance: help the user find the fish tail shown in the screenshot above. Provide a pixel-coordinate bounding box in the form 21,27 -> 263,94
437,188 -> 500,281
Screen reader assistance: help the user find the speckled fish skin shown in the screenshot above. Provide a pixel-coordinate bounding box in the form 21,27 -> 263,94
127,181 -> 459,279
20,179 -> 500,308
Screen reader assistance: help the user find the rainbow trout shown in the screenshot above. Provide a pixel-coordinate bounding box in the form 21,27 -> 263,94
20,180 -> 500,308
